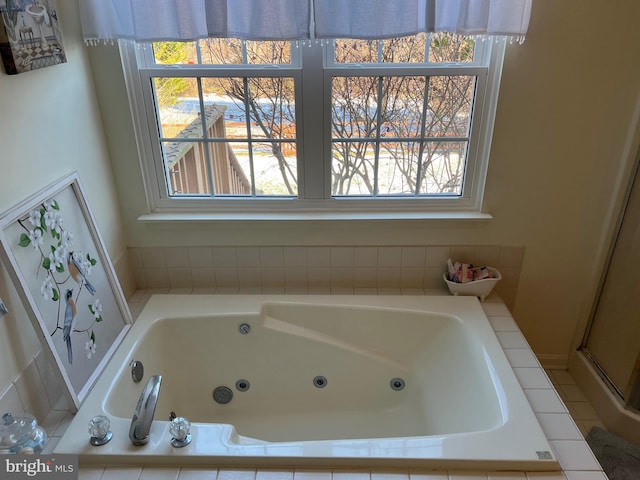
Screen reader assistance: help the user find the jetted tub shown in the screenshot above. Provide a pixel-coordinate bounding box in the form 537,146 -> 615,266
55,295 -> 558,470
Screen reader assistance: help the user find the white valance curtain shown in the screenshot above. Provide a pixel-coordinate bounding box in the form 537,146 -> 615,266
80,0 -> 532,45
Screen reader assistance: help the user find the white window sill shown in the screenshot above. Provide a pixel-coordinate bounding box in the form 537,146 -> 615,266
137,211 -> 493,223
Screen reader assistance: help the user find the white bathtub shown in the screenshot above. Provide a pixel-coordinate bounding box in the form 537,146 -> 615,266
55,294 -> 558,470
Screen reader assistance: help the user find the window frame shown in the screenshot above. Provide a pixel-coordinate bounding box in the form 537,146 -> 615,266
120,38 -> 506,219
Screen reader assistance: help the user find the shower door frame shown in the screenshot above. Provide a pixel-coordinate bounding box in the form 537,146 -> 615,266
579,146 -> 640,413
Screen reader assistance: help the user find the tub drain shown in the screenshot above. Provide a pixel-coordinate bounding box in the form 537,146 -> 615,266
235,379 -> 250,392
313,376 -> 327,388
213,386 -> 234,404
390,378 -> 405,391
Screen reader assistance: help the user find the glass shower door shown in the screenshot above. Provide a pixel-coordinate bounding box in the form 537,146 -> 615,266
583,160 -> 640,410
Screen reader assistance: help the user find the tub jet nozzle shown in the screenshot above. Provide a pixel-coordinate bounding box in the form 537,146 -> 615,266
213,386 -> 233,404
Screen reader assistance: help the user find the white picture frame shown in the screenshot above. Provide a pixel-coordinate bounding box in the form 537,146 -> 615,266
0,172 -> 131,412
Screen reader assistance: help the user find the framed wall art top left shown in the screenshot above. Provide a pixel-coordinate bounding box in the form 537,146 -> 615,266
0,0 -> 66,75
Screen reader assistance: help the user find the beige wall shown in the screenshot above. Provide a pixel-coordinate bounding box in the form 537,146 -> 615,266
92,0 -> 640,366
0,2 -> 126,395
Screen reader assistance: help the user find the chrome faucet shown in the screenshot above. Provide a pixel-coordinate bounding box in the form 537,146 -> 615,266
129,375 -> 162,446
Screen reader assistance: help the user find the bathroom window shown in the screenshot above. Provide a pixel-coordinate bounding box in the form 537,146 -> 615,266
122,34 -> 505,217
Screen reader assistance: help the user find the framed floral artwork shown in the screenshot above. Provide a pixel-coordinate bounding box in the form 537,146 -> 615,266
0,172 -> 131,411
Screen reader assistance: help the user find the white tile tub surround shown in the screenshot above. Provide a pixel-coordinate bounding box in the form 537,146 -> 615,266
129,245 -> 524,308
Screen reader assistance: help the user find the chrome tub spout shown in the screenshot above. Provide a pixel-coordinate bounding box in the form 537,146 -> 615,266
129,374 -> 162,446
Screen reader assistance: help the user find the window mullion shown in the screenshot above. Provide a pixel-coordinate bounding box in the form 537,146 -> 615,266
299,43 -> 326,199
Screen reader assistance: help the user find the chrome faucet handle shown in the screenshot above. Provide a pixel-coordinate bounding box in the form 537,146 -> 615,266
169,416 -> 192,447
88,415 -> 112,446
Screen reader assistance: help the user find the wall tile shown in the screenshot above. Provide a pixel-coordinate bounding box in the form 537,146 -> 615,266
424,266 -> 445,289
261,267 -> 285,286
487,473 -> 526,479
332,471 -> 370,480
217,469 -> 257,480
331,247 -> 354,267
167,267 -> 193,289
255,471 -> 294,480
378,247 -> 402,267
261,247 -> 284,267
127,247 -> 143,271
191,267 -> 215,287
132,267 -> 147,289
371,473 -> 411,480
294,472 -> 332,480
237,267 -> 261,287
145,267 -> 170,288
164,247 -> 190,267
354,267 -> 378,288
401,246 -> 426,266
450,245 -> 476,263
113,252 -> 136,300
213,247 -> 238,267
409,473 -> 448,480
188,247 -> 214,267
215,267 -> 239,287
331,267 -> 354,288
285,267 -> 307,286
14,360 -> 50,423
140,247 -> 166,268
354,247 -> 378,267
236,247 -> 261,267
475,245 -> 501,267
34,349 -> 62,409
377,266 -> 401,288
128,244 -> 525,304
425,246 -> 451,266
401,267 -> 424,288
308,267 -> 331,287
284,247 -> 307,267
307,247 -> 331,266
